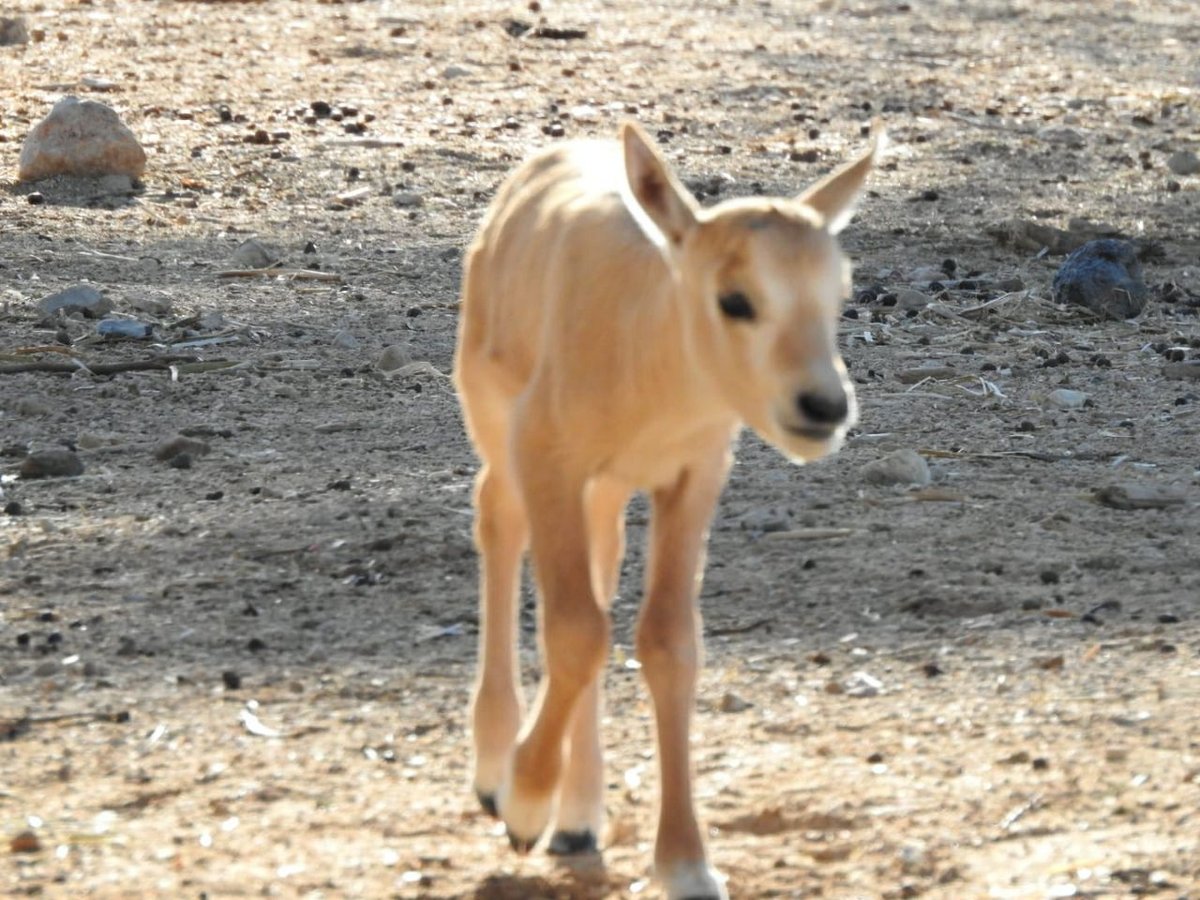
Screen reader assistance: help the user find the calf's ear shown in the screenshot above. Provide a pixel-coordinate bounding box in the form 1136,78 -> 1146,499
797,124 -> 887,235
621,121 -> 699,246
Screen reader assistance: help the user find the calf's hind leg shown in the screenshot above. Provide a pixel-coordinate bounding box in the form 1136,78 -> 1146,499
549,478 -> 630,854
469,461 -> 529,815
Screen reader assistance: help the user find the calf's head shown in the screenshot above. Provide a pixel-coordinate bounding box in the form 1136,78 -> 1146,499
621,122 -> 883,463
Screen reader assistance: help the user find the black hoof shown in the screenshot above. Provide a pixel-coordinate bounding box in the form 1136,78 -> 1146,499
475,789 -> 498,818
507,829 -> 539,854
547,829 -> 598,856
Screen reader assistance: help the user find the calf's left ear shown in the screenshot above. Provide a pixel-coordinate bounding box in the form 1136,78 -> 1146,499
797,124 -> 887,235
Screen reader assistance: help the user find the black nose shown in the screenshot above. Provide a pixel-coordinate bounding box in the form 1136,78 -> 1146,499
797,390 -> 849,427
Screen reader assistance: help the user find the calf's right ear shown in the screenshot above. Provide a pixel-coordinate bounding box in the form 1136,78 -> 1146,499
797,124 -> 887,235
621,121 -> 699,247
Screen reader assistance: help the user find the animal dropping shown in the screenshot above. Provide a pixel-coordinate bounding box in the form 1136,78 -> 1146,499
453,120 -> 883,899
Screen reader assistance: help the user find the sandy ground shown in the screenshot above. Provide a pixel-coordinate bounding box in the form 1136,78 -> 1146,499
2,1 -> 1199,897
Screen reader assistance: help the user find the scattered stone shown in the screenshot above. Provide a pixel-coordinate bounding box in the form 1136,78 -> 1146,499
1166,150 -> 1199,176
168,453 -> 193,470
9,831 -> 41,854
393,191 -> 424,208
568,103 -> 600,123
1095,483 -> 1187,511
441,64 -> 473,79
36,284 -> 113,320
861,449 -> 931,487
15,398 -> 51,417
19,449 -> 84,479
76,432 -> 118,450
4,501 -> 23,516
719,691 -> 753,713
231,239 -> 278,269
1052,239 -> 1148,320
843,671 -> 884,697
331,330 -> 360,350
0,15 -> 29,45
18,96 -> 147,183
1036,126 -> 1086,148
1046,388 -> 1090,410
893,288 -> 931,311
154,435 -> 211,463
376,345 -> 411,373
96,319 -> 152,339
222,670 -> 242,690
127,295 -> 173,318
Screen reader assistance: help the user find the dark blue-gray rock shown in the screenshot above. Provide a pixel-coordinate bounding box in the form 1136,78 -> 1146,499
1052,239 -> 1148,320
36,285 -> 114,320
1167,151 -> 1199,177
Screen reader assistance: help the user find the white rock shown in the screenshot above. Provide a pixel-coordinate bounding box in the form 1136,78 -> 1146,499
861,449 -> 931,487
18,96 -> 147,182
843,671 -> 884,698
568,104 -> 600,123
1047,388 -> 1089,410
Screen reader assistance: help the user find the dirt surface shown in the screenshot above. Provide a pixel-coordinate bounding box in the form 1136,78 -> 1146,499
2,1 -> 1200,898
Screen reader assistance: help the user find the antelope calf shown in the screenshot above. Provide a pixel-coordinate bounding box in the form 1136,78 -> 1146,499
453,122 -> 882,899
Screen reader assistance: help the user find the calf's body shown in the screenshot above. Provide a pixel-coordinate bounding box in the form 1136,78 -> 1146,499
453,123 -> 881,899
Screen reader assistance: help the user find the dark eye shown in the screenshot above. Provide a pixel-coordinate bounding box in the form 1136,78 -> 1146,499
718,291 -> 756,321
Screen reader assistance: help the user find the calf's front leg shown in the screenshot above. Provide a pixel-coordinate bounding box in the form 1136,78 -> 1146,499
499,430 -> 610,850
637,450 -> 731,900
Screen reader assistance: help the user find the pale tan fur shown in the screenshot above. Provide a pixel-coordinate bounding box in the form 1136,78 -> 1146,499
453,122 -> 882,900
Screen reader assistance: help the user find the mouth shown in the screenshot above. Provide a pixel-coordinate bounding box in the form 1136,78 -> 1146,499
783,422 -> 840,441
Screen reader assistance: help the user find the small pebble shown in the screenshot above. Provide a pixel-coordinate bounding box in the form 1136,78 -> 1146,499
719,691 -> 753,713
1046,388 -> 1089,410
9,831 -> 41,854
154,435 -> 210,462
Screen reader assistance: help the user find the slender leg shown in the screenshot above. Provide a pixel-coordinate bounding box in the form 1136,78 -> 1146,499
469,463 -> 529,814
550,478 -> 630,854
500,428 -> 610,850
637,449 -> 731,900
